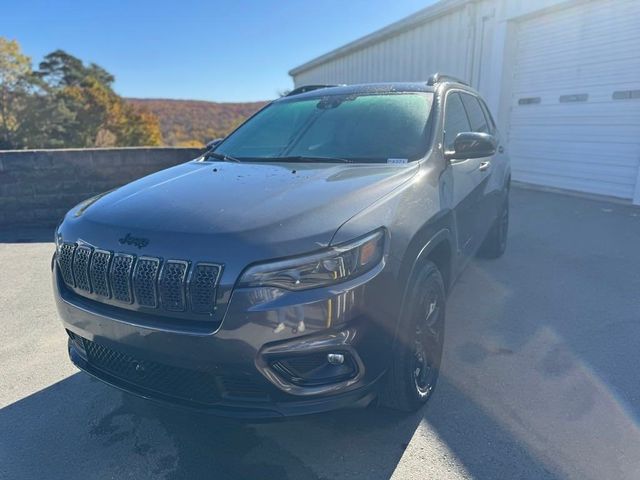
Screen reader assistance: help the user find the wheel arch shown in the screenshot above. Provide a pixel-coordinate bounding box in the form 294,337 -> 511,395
392,222 -> 454,349
398,216 -> 455,295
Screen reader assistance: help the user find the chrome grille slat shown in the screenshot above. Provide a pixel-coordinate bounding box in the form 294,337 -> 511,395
159,260 -> 188,312
110,253 -> 135,304
73,245 -> 93,292
133,257 -> 161,308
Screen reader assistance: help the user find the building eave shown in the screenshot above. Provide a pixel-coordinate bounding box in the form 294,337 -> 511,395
288,0 -> 471,77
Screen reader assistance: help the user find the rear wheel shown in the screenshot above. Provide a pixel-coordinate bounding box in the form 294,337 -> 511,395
478,191 -> 509,259
380,261 -> 445,412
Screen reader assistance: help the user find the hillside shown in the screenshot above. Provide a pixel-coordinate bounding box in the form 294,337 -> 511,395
127,98 -> 268,147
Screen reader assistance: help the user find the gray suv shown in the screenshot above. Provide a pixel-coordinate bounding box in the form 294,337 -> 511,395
53,74 -> 510,418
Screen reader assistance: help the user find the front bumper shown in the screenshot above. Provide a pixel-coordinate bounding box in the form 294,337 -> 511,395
54,259 -> 395,418
67,337 -> 377,418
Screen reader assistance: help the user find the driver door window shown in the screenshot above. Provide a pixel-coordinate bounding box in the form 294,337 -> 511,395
443,93 -> 471,151
460,93 -> 489,133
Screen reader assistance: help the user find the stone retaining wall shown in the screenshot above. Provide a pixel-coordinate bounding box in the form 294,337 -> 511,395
0,147 -> 202,227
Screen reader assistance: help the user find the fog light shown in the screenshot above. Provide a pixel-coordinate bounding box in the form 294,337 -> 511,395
327,353 -> 345,365
271,351 -> 357,386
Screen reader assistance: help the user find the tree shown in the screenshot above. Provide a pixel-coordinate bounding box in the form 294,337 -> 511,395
116,104 -> 163,147
57,77 -> 117,146
14,93 -> 75,148
35,49 -> 114,88
45,75 -> 162,148
86,63 -> 115,88
33,48 -> 161,147
0,40 -> 162,149
0,38 -> 34,148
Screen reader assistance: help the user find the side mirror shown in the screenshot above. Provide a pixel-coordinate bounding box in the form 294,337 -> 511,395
205,138 -> 224,151
445,132 -> 496,160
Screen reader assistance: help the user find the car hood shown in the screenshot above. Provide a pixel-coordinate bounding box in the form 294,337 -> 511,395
61,159 -> 418,275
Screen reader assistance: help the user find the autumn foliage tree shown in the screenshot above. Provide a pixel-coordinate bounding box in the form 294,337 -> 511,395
0,38 -> 33,148
0,39 -> 162,149
127,98 -> 266,147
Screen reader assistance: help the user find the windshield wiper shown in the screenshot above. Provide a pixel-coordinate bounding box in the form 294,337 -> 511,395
202,153 -> 353,164
202,151 -> 241,163
273,155 -> 353,164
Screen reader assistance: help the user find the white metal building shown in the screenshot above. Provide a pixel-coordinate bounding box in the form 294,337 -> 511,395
289,0 -> 640,204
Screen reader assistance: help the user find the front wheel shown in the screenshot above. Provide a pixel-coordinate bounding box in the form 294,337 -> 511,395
379,261 -> 445,412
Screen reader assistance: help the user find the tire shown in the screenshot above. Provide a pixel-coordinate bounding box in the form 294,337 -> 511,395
478,191 -> 509,259
379,260 -> 446,412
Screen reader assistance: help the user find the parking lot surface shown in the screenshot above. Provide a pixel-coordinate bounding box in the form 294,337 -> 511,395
1,187 -> 639,479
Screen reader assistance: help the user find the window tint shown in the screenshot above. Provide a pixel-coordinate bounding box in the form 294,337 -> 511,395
460,93 -> 489,133
443,93 -> 471,151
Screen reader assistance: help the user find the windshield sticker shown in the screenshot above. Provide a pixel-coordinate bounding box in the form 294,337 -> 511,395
387,158 -> 408,165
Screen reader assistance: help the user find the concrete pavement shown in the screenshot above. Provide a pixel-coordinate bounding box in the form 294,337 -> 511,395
1,187 -> 639,479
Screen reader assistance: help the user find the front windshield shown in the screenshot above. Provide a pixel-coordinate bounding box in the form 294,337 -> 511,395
214,92 -> 433,162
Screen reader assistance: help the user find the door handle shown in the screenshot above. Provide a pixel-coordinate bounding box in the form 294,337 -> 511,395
498,145 -> 504,154
479,161 -> 491,172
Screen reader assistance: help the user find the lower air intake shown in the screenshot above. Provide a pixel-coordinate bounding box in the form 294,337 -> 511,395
83,338 -> 220,405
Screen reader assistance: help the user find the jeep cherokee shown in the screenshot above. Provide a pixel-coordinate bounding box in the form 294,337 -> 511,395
53,74 -> 510,418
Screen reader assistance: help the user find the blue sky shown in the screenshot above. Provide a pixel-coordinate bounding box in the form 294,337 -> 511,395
4,0 -> 436,102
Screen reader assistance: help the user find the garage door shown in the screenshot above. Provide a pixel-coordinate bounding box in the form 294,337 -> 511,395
508,0 -> 640,202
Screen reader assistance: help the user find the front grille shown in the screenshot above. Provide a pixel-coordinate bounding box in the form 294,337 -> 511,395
190,263 -> 221,313
110,253 -> 134,303
58,243 -> 76,286
134,257 -> 160,308
73,245 -> 93,292
82,338 -> 220,405
220,376 -> 269,400
57,242 -> 222,317
159,261 -> 188,311
90,250 -> 112,297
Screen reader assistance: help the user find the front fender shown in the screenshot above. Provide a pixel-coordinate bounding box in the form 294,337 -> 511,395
392,228 -> 453,348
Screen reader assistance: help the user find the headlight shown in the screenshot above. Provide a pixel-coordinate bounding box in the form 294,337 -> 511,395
239,229 -> 386,291
54,225 -> 62,254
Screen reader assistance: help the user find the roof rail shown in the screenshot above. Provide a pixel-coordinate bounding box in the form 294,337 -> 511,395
286,84 -> 338,96
426,73 -> 469,86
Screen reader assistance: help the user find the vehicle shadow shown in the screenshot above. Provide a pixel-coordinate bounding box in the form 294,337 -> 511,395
0,369 -> 556,480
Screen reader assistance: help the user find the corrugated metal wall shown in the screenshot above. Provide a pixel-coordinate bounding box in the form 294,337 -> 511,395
293,4 -> 475,86
290,0 -> 640,204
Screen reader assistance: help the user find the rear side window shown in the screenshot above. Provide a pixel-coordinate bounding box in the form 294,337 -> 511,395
443,93 -> 471,151
460,93 -> 489,133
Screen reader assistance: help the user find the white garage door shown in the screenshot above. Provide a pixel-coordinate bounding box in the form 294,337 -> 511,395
508,0 -> 640,203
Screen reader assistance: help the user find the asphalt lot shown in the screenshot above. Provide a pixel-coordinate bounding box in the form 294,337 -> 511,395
1,186 -> 640,480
